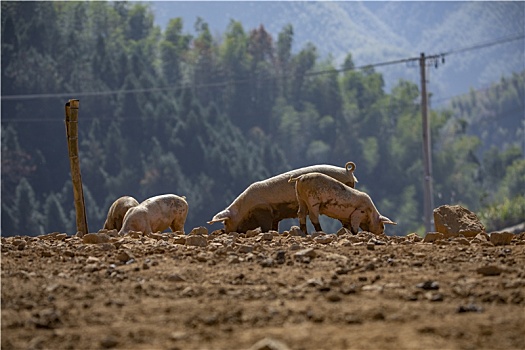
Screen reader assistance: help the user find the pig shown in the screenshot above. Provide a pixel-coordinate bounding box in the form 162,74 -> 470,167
289,172 -> 396,235
207,162 -> 357,233
118,194 -> 188,236
103,196 -> 139,231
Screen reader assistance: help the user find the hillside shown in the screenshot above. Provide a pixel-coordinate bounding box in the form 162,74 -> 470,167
150,1 -> 524,101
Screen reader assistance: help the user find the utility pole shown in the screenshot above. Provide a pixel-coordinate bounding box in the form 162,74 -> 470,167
419,53 -> 435,233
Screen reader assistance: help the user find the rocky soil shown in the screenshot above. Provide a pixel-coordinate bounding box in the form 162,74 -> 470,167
2,228 -> 525,350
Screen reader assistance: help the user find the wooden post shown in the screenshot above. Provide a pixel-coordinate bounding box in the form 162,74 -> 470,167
65,99 -> 89,235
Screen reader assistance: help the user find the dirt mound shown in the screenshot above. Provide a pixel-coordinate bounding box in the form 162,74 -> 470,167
2,229 -> 525,350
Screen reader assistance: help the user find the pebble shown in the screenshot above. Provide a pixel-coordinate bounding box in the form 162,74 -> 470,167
294,248 -> 316,263
172,236 -> 186,245
490,232 -> 514,246
86,256 -> 100,264
340,284 -> 357,294
258,232 -> 274,241
259,258 -> 274,268
116,250 -> 134,263
186,235 -> 208,247
289,226 -> 305,237
423,232 -> 443,243
457,304 -> 483,313
246,227 -> 262,238
416,280 -> 440,290
248,337 -> 291,350
315,234 -> 334,244
425,292 -> 444,302
325,292 -> 342,302
167,273 -> 185,282
238,244 -> 254,254
82,233 -> 109,244
190,226 -> 208,236
476,265 -> 504,276
406,233 -> 423,242
100,335 -> 118,349
274,250 -> 286,264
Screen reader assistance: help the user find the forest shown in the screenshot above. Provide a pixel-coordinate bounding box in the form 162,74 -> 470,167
1,2 -> 524,237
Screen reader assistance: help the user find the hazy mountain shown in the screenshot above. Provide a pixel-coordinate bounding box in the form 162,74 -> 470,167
149,1 -> 524,104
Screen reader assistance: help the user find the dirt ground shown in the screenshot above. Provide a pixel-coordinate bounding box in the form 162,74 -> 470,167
2,228 -> 525,350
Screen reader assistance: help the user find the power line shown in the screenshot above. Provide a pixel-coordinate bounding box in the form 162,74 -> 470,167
1,33 -> 523,101
3,83 -> 522,124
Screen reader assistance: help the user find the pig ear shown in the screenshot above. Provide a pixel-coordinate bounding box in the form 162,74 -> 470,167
380,215 -> 397,225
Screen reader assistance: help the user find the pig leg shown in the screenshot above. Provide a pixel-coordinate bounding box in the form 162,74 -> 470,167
256,209 -> 273,232
308,203 -> 323,233
297,199 -> 309,235
143,221 -> 152,235
271,219 -> 279,232
170,220 -> 184,234
350,210 -> 365,235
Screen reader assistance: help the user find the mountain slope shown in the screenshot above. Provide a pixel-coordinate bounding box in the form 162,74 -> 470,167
150,1 -> 524,100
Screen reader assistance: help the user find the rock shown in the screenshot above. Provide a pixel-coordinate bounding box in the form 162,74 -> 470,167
433,205 -> 485,237
82,233 -> 110,244
259,258 -> 274,268
38,232 -> 68,241
325,292 -> 342,302
246,227 -> 262,238
457,304 -> 483,313
425,292 -> 444,302
489,232 -> 514,246
248,337 -> 291,350
336,227 -> 351,236
190,226 -> 208,236
453,236 -> 471,245
477,232 -> 490,240
294,248 -> 317,262
416,280 -> 440,290
116,250 -> 134,263
314,234 -> 334,244
238,244 -> 254,253
274,250 -> 286,264
406,233 -> 423,242
127,231 -> 142,239
86,256 -> 100,264
167,273 -> 185,282
147,232 -> 165,240
477,265 -> 504,276
63,250 -> 75,258
31,308 -> 61,329
105,229 -> 119,237
423,232 -> 444,243
289,226 -> 305,237
186,235 -> 207,247
172,236 -> 186,245
258,232 -> 274,241
100,335 -> 118,349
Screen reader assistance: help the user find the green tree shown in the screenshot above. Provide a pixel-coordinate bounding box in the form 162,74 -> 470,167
161,18 -> 191,86
9,178 -> 44,236
43,193 -> 72,234
220,20 -> 252,131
